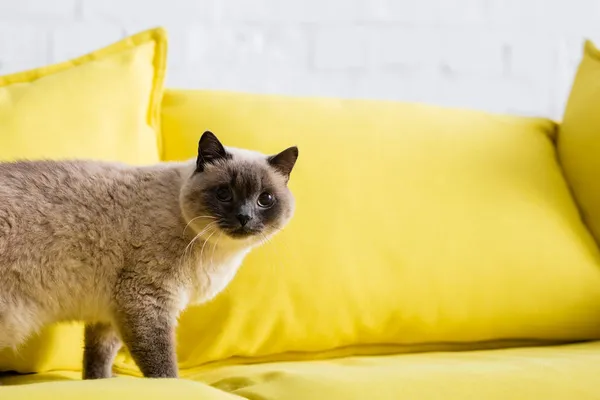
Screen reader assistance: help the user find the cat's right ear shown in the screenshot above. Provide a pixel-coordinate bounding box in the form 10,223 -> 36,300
268,146 -> 299,183
196,131 -> 229,172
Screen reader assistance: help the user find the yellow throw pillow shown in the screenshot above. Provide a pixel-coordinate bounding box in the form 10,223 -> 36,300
558,40 -> 600,243
0,27 -> 167,373
0,28 -> 166,164
119,89 -> 600,374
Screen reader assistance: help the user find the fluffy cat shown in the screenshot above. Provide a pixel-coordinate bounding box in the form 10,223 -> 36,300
0,131 -> 298,379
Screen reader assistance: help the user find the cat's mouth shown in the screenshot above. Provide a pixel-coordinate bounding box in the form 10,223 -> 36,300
226,226 -> 261,239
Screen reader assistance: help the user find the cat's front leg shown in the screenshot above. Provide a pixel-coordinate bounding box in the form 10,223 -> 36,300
83,323 -> 122,379
114,289 -> 179,378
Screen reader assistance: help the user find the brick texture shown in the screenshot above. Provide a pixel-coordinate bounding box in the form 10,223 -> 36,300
0,0 -> 597,119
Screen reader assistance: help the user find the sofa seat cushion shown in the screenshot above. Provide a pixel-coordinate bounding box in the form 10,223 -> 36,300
4,341 -> 600,400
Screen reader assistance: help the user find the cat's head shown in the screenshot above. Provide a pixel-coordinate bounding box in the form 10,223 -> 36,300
180,131 -> 298,244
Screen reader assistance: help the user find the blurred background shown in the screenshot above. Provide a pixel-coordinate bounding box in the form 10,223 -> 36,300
1,0 -> 597,119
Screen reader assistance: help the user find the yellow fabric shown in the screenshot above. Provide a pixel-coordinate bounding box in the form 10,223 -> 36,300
151,90 -> 600,372
191,341 -> 600,400
4,342 -> 600,399
0,28 -> 167,373
559,40 -> 600,244
0,376 -> 240,400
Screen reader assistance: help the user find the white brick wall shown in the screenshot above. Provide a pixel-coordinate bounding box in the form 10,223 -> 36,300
0,0 -> 599,119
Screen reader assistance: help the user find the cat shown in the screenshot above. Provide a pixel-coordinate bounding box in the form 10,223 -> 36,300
0,131 -> 298,379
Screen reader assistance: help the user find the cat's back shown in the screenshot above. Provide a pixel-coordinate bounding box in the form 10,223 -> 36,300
0,159 -> 142,212
0,159 -> 130,198
0,159 -> 138,249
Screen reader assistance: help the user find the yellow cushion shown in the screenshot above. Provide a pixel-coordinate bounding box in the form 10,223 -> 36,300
144,90 -> 600,372
0,28 -> 167,373
558,40 -> 600,243
189,341 -> 600,400
5,342 -> 600,399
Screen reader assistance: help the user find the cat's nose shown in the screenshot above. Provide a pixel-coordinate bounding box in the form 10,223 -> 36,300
236,214 -> 251,227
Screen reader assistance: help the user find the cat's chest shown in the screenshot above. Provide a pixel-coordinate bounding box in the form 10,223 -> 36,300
185,244 -> 250,306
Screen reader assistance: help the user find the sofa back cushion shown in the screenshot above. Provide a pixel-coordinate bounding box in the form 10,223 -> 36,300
118,89 -> 600,373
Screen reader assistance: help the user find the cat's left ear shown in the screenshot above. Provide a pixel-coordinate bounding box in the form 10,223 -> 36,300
268,146 -> 298,183
196,131 -> 229,172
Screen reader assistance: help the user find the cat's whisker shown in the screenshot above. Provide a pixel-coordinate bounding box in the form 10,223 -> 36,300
196,229 -> 218,291
183,235 -> 200,262
185,222 -> 216,246
182,216 -> 217,237
199,230 -> 217,268
259,232 -> 270,246
211,232 -> 223,268
260,231 -> 276,247
184,221 -> 216,248
183,234 -> 200,260
183,222 -> 218,261
195,221 -> 219,239
184,230 -> 212,261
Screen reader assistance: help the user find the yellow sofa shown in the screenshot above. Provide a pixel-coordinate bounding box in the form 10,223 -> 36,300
3,29 -> 600,399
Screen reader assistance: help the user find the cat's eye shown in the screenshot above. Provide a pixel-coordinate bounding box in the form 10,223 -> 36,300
257,192 -> 275,208
216,186 -> 233,202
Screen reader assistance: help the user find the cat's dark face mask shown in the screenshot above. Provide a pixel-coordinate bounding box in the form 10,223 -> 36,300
181,131 -> 298,241
205,181 -> 280,239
